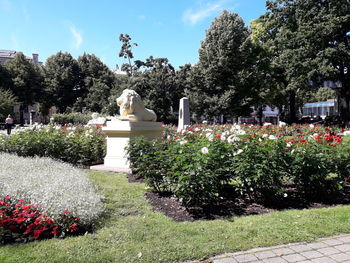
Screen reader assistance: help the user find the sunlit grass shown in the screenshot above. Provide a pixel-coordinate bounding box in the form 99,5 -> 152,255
1,170 -> 350,263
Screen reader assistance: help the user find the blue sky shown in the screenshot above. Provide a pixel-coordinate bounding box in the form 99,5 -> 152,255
0,0 -> 267,69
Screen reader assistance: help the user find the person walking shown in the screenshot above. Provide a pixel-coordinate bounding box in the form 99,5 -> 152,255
5,114 -> 14,135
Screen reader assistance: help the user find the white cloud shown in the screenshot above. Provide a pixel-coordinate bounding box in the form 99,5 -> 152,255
182,0 -> 236,25
183,3 -> 221,25
138,15 -> 146,20
69,25 -> 83,49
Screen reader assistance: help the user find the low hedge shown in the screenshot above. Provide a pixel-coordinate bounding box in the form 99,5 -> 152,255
51,113 -> 91,125
0,125 -> 106,166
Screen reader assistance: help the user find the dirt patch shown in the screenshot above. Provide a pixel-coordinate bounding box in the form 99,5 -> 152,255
130,175 -> 350,222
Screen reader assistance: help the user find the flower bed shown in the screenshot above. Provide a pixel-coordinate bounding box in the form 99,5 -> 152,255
128,124 -> 350,206
0,153 -> 104,243
0,124 -> 106,166
1,196 -> 81,243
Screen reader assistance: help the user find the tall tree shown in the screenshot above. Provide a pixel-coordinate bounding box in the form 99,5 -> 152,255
43,52 -> 81,113
118,33 -> 139,76
188,10 -> 253,119
4,53 -> 43,123
265,0 -> 350,124
77,53 -> 117,112
129,56 -> 178,122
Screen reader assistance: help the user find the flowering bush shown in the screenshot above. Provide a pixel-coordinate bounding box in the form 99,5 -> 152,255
128,123 -> 350,206
0,153 -> 104,225
0,196 -> 81,244
0,124 -> 106,166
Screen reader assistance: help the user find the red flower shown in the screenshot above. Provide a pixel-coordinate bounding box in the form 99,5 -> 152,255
24,223 -> 35,234
33,229 -> 44,239
68,223 -> 78,232
5,195 -> 10,199
51,226 -> 59,236
14,217 -> 25,223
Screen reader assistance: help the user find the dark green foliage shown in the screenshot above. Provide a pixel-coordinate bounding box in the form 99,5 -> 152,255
77,53 -> 119,113
186,11 -> 253,119
3,53 -> 43,107
0,89 -> 17,121
129,56 -> 180,122
0,64 -> 13,90
43,52 -> 81,113
51,113 -> 91,125
265,0 -> 350,124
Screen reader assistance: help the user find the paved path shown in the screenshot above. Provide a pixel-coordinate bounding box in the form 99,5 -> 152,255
187,234 -> 350,263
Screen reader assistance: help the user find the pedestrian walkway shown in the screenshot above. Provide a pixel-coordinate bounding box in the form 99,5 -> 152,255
188,234 -> 350,263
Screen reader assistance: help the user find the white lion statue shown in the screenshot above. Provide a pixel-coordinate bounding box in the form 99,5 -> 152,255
116,89 -> 157,122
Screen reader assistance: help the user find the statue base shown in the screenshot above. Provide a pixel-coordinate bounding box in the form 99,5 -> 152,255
99,120 -> 163,174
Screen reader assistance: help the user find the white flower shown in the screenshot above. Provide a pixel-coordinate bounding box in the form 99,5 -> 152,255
262,134 -> 268,138
278,121 -> 287,127
286,142 -> 292,148
236,129 -> 246,135
263,122 -> 272,126
283,193 -> 288,198
67,132 -> 75,138
201,147 -> 209,154
179,140 -> 188,145
309,124 -> 315,128
227,135 -> 240,143
233,149 -> 243,156
344,131 -> 350,136
268,135 -> 276,140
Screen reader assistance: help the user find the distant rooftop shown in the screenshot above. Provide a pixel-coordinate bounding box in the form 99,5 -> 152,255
0,50 -> 42,65
304,99 -> 335,108
0,49 -> 17,58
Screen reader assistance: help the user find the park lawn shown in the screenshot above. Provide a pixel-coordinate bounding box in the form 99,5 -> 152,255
1,171 -> 350,263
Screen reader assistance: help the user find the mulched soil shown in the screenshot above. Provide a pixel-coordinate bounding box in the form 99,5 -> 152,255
128,174 -> 350,222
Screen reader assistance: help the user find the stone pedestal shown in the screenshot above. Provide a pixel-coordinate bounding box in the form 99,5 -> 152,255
101,120 -> 163,173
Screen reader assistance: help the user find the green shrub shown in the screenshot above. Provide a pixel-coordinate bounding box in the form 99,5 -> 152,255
0,125 -> 106,166
128,136 -> 233,205
52,113 -> 91,125
231,138 -> 288,202
127,124 -> 350,207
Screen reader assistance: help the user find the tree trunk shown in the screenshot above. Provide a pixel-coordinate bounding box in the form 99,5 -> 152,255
257,106 -> 263,126
289,91 -> 297,124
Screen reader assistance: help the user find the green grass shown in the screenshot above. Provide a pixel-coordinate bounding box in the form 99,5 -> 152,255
1,171 -> 350,263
